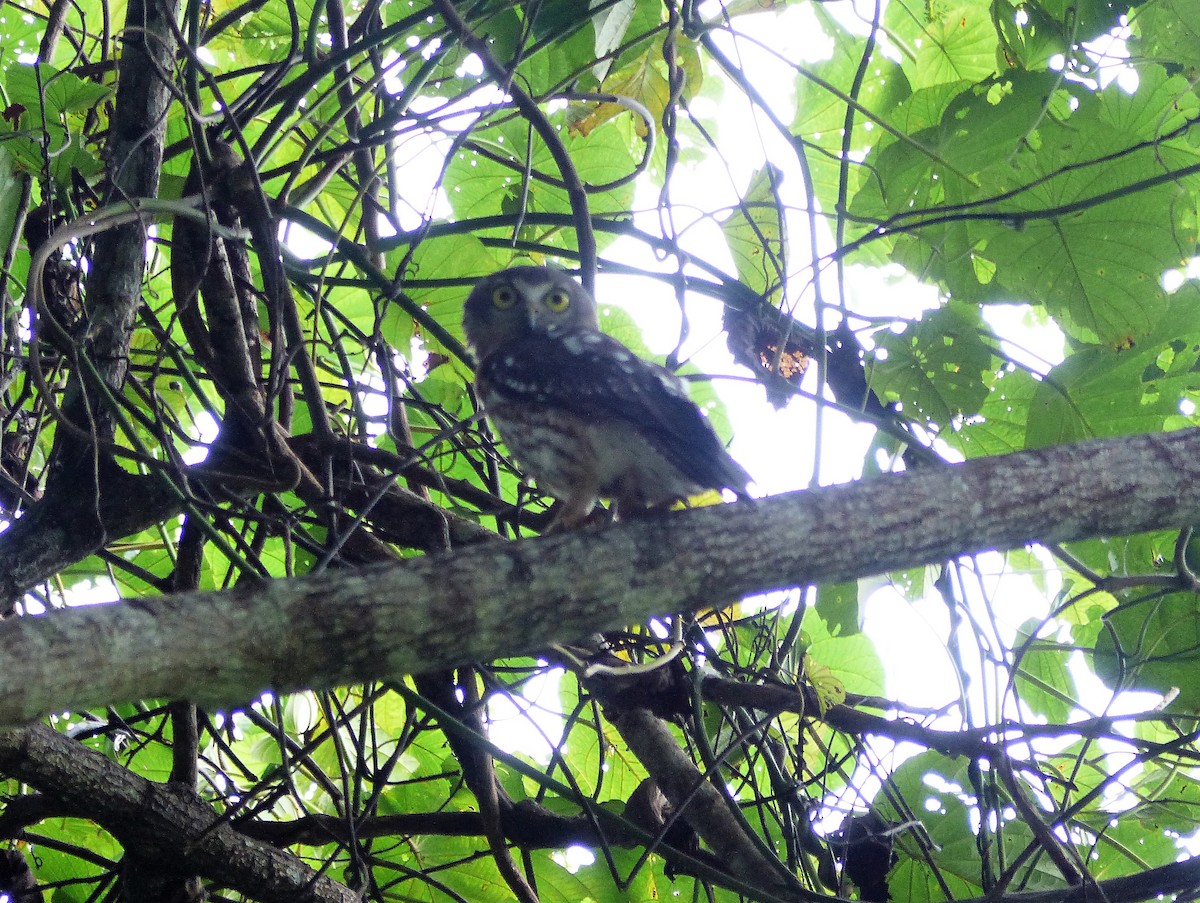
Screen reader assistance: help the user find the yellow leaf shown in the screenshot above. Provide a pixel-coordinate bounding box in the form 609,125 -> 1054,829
570,53 -> 669,138
805,655 -> 847,714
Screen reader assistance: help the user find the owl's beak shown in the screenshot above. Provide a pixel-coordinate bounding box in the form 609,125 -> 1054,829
522,301 -> 544,333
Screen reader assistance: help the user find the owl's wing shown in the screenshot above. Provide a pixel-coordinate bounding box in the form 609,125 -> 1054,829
478,329 -> 752,494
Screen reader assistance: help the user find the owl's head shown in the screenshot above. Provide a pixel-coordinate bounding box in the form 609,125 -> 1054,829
463,266 -> 600,360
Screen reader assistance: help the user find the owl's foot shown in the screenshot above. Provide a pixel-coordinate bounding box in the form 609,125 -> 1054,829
544,499 -> 613,532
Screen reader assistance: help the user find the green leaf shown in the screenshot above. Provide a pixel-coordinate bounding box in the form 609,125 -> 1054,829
6,62 -> 110,118
570,848 -> 666,903
1014,619 -> 1076,722
942,366 -> 1039,458
387,233 -> 499,353
852,67 -> 1200,345
720,164 -> 787,305
31,817 -> 119,897
885,2 -> 998,90
792,7 -> 912,220
1131,0 -> 1200,72
815,581 -> 860,638
1093,591 -> 1200,708
526,0 -> 594,42
444,114 -> 637,232
868,300 -> 997,426
994,0 -> 1069,70
0,145 -> 23,264
0,4 -> 46,58
805,611 -> 885,697
878,752 -> 985,901
5,127 -> 104,186
983,193 -> 1178,346
607,0 -> 667,72
1065,531 -> 1176,588
1025,314 -> 1200,447
1128,767 -> 1200,835
213,0 -> 320,62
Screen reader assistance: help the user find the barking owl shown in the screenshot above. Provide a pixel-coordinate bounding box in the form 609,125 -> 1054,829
463,266 -> 752,528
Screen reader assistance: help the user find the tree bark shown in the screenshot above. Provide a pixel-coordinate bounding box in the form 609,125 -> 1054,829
0,724 -> 356,902
1,425 -> 1198,727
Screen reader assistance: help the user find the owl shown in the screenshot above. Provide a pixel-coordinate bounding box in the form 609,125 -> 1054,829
463,266 -> 752,528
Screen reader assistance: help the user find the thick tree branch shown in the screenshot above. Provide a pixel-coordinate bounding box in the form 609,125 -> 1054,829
0,724 -> 355,902
1,427 -> 1199,727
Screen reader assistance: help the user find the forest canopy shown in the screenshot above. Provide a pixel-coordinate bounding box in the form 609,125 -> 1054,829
2,0 -> 1200,901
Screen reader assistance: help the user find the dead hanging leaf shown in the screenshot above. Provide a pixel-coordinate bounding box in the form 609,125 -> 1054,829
759,343 -> 809,381
827,320 -> 894,418
725,302 -> 815,409
719,165 -> 796,409
836,810 -> 899,903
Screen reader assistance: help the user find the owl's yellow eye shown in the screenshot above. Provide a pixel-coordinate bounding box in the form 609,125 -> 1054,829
544,289 -> 571,312
492,286 -> 517,309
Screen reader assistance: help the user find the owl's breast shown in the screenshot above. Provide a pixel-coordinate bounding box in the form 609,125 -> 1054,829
482,394 -> 704,513
483,399 -> 595,502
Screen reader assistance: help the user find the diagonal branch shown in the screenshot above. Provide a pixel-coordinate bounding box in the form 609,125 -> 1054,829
0,724 -> 355,902
611,706 -> 809,899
